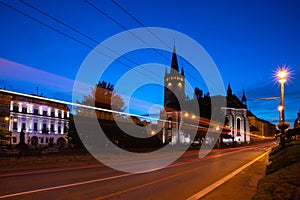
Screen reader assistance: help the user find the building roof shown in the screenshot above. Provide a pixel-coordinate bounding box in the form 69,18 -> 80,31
0,89 -> 70,111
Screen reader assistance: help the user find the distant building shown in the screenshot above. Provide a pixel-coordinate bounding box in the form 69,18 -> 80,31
0,89 -> 70,148
248,110 -> 276,138
294,110 -> 300,128
218,85 -> 250,144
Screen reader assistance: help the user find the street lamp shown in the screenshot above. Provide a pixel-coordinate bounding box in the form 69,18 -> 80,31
276,66 -> 290,147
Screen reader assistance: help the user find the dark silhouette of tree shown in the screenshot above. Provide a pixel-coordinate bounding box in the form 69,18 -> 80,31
75,80 -> 125,115
0,129 -> 9,144
67,114 -> 85,148
194,87 -> 203,99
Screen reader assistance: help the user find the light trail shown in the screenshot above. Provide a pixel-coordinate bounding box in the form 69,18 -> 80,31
0,89 -> 162,122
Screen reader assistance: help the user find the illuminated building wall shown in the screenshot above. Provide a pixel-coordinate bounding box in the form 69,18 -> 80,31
0,89 -> 69,147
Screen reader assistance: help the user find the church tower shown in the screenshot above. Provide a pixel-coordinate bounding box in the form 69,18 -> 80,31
161,44 -> 186,145
241,88 -> 247,108
164,45 -> 185,112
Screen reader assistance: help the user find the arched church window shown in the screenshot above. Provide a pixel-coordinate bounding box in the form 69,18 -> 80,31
237,118 -> 241,136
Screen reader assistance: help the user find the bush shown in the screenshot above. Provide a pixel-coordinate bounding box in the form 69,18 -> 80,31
253,163 -> 300,200
267,143 -> 300,175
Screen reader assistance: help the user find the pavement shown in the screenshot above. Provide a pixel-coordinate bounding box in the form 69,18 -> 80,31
0,147 -> 271,200
200,151 -> 269,200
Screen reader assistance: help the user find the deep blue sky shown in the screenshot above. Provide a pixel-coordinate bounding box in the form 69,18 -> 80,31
0,0 -> 299,126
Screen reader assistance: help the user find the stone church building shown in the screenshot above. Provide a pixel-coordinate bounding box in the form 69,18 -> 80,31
159,45 -> 250,145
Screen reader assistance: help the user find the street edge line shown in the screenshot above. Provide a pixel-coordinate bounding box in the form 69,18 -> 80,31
186,150 -> 270,200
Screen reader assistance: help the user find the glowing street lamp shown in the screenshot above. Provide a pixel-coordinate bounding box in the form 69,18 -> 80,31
276,66 -> 290,147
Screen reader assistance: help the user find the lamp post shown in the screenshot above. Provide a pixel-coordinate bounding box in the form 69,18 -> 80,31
277,67 -> 289,147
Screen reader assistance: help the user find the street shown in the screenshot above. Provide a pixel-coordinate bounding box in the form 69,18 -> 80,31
0,142 -> 275,200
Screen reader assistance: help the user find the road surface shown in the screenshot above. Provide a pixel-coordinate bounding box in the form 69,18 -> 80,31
0,142 -> 275,200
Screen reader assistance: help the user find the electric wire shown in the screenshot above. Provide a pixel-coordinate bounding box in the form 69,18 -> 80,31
110,0 -> 223,94
0,1 -> 158,83
18,0 -> 164,82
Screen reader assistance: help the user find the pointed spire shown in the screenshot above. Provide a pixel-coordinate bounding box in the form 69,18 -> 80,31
181,66 -> 185,76
171,43 -> 179,72
227,82 -> 232,96
241,88 -> 247,103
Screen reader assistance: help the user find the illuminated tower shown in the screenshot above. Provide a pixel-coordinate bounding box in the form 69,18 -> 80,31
161,45 -> 186,145
164,45 -> 185,112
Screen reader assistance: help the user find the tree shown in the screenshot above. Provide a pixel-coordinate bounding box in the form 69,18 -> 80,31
194,87 -> 203,99
67,114 -> 84,148
0,129 -> 9,145
75,80 -> 126,115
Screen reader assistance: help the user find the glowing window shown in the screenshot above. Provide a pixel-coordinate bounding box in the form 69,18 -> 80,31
178,82 -> 182,88
168,82 -> 172,87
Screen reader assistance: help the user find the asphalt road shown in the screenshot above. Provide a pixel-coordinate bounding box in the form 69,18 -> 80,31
0,142 -> 275,200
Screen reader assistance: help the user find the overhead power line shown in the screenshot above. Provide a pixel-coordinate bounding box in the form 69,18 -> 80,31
18,0 -> 155,74
19,0 -> 163,81
0,1 -> 159,82
84,0 -> 171,63
110,0 -> 224,94
111,0 -> 172,50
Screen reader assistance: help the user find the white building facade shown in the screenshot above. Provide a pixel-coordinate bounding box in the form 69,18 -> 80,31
1,90 -> 70,148
222,107 -> 250,144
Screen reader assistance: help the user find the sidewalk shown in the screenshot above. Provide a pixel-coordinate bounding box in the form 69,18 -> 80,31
200,152 -> 269,200
0,154 -> 99,174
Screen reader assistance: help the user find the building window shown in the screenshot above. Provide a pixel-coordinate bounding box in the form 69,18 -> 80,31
46,138 -> 49,143
237,118 -> 241,136
12,137 -> 16,143
64,126 -> 68,133
22,123 -> 26,131
50,124 -> 54,132
42,124 -> 47,133
2,107 -> 6,114
58,126 -> 61,133
51,112 -> 55,117
58,112 -> 62,118
40,138 -> 44,143
34,109 -> 38,114
13,106 -> 18,112
13,122 -> 17,130
34,123 -> 38,131
43,111 -> 47,116
1,122 -> 5,128
22,107 -> 27,113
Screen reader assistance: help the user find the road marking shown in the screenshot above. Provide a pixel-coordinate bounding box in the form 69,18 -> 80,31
94,148 -> 269,199
96,161 -> 216,199
186,150 -> 270,200
0,145 -> 272,199
0,173 -> 131,199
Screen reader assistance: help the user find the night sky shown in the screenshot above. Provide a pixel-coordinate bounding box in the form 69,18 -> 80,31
0,0 -> 299,126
